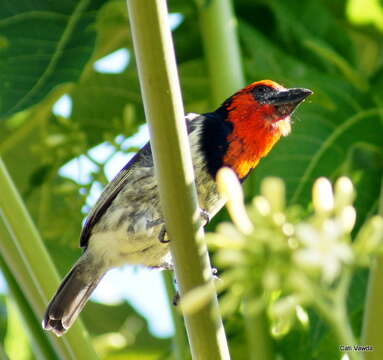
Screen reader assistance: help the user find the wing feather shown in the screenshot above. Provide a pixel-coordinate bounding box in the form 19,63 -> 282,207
80,143 -> 152,247
79,113 -> 203,248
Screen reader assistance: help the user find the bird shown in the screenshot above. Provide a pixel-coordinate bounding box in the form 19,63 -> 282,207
43,80 -> 312,336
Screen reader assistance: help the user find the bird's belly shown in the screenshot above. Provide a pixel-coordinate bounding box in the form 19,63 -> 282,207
88,188 -> 170,268
195,165 -> 225,217
88,224 -> 170,269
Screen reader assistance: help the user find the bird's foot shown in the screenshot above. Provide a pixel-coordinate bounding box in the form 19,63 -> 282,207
211,267 -> 220,280
200,208 -> 210,227
158,225 -> 169,243
173,292 -> 180,306
158,209 -> 210,244
171,268 -> 219,307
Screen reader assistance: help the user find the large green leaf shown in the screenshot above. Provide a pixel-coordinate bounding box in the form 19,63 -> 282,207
0,0 -> 104,117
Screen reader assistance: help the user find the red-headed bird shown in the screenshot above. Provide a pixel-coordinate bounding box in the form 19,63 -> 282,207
43,80 -> 312,335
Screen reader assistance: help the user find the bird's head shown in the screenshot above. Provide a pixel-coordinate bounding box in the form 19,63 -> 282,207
224,80 -> 312,136
219,80 -> 313,179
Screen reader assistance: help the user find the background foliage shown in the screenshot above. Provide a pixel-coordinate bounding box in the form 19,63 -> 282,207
0,0 -> 382,359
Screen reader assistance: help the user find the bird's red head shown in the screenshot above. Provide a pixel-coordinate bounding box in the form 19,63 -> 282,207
221,80 -> 312,179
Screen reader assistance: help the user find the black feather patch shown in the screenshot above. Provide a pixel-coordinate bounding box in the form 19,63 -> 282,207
199,110 -> 233,179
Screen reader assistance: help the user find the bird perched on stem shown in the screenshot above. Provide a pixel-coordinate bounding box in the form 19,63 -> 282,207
43,80 -> 312,336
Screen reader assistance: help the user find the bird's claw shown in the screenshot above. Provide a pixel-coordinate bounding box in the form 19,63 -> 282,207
200,208 -> 210,227
211,267 -> 220,280
172,268 -> 219,306
158,210 -> 210,243
173,292 -> 180,306
158,225 -> 169,243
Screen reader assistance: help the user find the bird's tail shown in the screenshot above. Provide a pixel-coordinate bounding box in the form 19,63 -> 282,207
43,259 -> 104,336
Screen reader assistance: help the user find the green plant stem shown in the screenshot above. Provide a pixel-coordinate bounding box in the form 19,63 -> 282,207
126,1 -> 230,359
0,157 -> 98,360
331,312 -> 361,360
330,312 -> 361,360
314,297 -> 360,360
361,177 -> 383,359
0,343 -> 8,360
243,299 -> 274,360
162,271 -> 189,360
196,0 -> 245,106
0,255 -> 57,360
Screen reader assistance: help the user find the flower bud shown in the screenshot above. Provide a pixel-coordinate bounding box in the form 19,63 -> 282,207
270,296 -> 297,337
270,296 -> 297,318
354,216 -> 383,258
334,176 -> 355,212
217,167 -> 253,234
312,177 -> 334,214
253,196 -> 271,217
261,177 -> 285,212
338,205 -> 356,234
295,305 -> 309,328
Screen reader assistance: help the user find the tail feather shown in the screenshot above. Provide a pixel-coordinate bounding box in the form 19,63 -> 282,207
43,262 -> 104,336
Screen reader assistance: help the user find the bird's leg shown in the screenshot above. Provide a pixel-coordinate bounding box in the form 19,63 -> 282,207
158,209 -> 210,244
172,276 -> 180,305
173,292 -> 180,306
160,209 -> 213,302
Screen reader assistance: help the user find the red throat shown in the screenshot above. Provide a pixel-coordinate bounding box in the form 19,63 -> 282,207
223,91 -> 284,180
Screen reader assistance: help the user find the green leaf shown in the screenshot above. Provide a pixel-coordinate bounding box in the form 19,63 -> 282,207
82,301 -> 171,358
71,68 -> 143,147
0,0 -> 104,117
4,299 -> 31,360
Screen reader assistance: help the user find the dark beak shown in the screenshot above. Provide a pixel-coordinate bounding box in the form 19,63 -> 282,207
267,88 -> 313,105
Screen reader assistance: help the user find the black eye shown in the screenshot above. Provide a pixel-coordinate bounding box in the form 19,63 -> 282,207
251,85 -> 275,102
253,85 -> 270,94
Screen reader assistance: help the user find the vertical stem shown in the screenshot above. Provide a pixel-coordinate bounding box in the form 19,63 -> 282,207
162,271 -> 190,360
126,1 -> 230,359
361,177 -> 383,360
196,0 -> 245,106
0,158 -> 98,360
315,297 -> 360,360
0,255 -> 58,360
329,311 -> 361,360
243,299 -> 274,360
0,345 -> 7,360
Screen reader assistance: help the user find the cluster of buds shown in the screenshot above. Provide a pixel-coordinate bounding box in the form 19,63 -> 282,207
180,168 -> 383,338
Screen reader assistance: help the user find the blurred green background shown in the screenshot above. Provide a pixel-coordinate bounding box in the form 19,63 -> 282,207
0,0 -> 382,359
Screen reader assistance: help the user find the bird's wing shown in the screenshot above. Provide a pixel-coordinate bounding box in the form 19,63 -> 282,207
79,113 -> 203,248
80,142 -> 152,248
